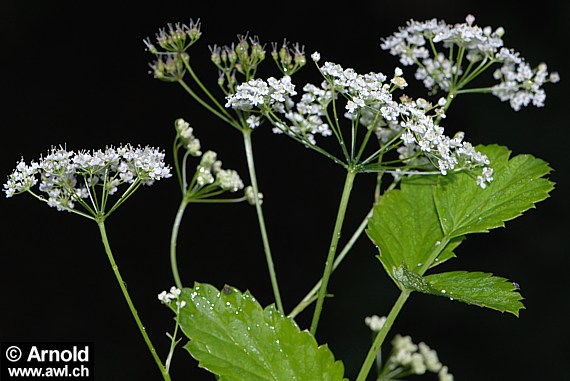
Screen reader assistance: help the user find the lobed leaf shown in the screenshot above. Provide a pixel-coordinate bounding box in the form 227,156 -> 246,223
367,145 -> 554,275
434,144 -> 554,238
423,270 -> 524,316
367,145 -> 552,315
171,283 -> 347,381
392,266 -> 524,315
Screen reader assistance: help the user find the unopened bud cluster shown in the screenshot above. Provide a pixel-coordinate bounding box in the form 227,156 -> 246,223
173,118 -> 245,199
175,118 -> 202,156
271,40 -> 307,76
210,34 -> 266,87
144,20 -> 202,82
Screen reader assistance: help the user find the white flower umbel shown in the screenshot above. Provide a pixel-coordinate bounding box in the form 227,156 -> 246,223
225,57 -> 492,186
4,145 -> 171,219
381,14 -> 559,110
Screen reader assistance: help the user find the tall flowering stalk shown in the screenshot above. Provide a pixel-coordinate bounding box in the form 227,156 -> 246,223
4,145 -> 174,380
144,23 -> 309,313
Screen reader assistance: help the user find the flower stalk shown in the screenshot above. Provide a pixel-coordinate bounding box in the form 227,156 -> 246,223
310,169 -> 357,335
243,128 -> 284,313
97,220 -> 171,381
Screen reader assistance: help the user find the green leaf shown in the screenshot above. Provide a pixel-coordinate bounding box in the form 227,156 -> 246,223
434,145 -> 554,238
367,179 -> 449,277
171,283 -> 347,381
366,145 -> 552,315
367,145 -> 554,275
395,266 -> 524,316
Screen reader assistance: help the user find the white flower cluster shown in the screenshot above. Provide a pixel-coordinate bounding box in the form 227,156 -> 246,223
4,160 -> 39,198
492,62 -> 560,111
4,145 -> 171,211
225,76 -> 297,111
158,286 -> 186,308
381,15 -> 559,109
225,58 -> 491,184
175,118 -> 201,156
386,334 -> 453,381
364,314 -> 386,332
315,60 -> 492,183
274,83 -> 333,144
196,151 -> 244,192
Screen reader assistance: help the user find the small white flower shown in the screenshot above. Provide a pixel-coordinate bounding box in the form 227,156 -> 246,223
364,315 -> 386,332
246,115 -> 261,129
311,51 -> 321,62
158,286 -> 182,305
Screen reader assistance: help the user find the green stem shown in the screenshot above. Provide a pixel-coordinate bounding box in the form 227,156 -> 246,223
289,206 -> 372,318
242,129 -> 284,313
177,78 -> 239,129
96,220 -> 171,381
356,291 -> 411,381
164,305 -> 183,373
170,199 -> 189,290
309,169 -> 357,335
456,87 -> 494,94
183,60 -> 234,120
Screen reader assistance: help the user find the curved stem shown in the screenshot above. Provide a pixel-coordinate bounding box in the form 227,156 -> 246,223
309,169 -> 357,335
242,129 -> 284,313
289,206 -> 372,317
170,199 -> 189,290
97,220 -> 171,381
356,291 -> 411,381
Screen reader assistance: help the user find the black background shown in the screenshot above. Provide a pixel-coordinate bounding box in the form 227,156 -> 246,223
1,1 -> 569,380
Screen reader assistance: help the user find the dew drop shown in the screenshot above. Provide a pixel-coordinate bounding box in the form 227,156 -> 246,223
223,286 -> 232,295
513,282 -> 520,290
417,263 -> 422,267
441,289 -> 446,294
435,241 -> 441,246
449,297 -> 454,301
